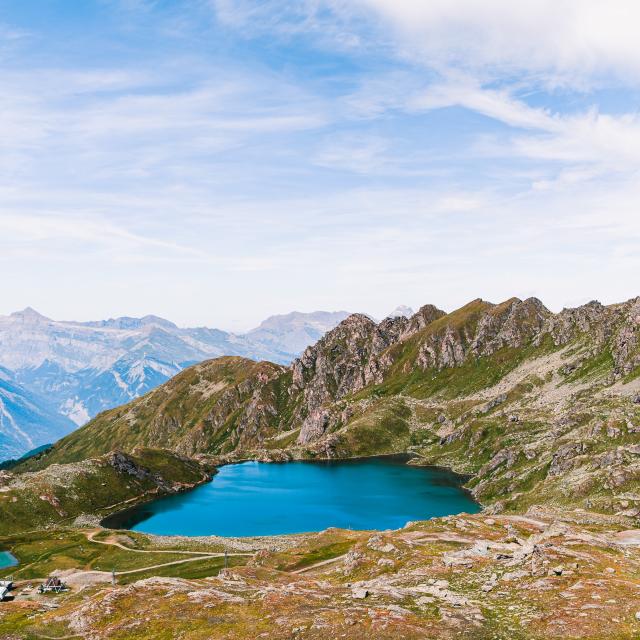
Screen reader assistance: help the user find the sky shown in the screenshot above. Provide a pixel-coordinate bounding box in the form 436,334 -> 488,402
0,0 -> 639,331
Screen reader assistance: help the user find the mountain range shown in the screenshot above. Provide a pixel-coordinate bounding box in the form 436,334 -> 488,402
23,295 -> 640,519
0,307 -> 350,460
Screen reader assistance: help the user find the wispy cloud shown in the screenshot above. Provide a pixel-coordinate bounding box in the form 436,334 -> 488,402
408,80 -> 640,175
353,0 -> 640,88
0,1 -> 638,327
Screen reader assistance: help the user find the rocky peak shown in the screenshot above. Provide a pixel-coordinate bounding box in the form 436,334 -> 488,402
413,298 -> 551,370
403,304 -> 447,335
26,294 -> 640,469
472,297 -> 551,355
543,300 -> 609,346
293,312 -> 419,444
292,313 -> 379,392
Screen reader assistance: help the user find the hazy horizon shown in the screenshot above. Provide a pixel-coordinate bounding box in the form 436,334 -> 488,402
1,292 -> 636,334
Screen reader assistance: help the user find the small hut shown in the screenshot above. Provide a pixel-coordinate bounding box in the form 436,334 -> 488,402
39,577 -> 67,593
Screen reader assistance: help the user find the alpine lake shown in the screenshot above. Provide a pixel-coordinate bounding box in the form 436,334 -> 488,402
0,551 -> 18,570
103,455 -> 480,537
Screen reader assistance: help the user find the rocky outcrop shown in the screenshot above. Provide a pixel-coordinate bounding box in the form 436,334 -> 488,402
542,300 -> 611,346
540,298 -> 640,379
30,509 -> 640,640
293,312 -> 433,443
401,304 -> 447,335
416,298 -> 550,371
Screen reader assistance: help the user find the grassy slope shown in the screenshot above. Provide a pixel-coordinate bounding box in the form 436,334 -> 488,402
0,448 -> 209,535
3,511 -> 640,640
20,357 -> 284,469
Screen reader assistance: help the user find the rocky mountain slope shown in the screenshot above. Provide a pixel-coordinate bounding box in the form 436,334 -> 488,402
0,307 -> 349,459
2,295 -> 640,640
24,296 -> 640,517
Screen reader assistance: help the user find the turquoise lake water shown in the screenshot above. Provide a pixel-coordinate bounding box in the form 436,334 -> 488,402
0,551 -> 18,569
103,456 -> 480,537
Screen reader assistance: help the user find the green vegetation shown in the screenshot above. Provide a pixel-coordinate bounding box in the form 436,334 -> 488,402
0,530 -> 193,580
117,555 -> 246,584
5,296 -> 640,538
0,527 -> 249,585
332,398 -> 412,457
1,448 -> 209,535
564,347 -> 615,383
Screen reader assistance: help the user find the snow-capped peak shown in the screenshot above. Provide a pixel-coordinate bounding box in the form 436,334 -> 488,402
387,305 -> 414,319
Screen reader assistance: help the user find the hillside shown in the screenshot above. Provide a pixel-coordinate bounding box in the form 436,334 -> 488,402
0,448 -> 210,535
5,508 -> 640,640
3,295 -> 640,640
22,296 -> 640,517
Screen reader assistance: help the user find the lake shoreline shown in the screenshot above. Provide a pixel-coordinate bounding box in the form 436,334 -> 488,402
100,454 -> 481,538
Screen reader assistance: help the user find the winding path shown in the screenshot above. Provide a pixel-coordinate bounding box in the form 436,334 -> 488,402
85,529 -> 231,556
81,529 -> 252,575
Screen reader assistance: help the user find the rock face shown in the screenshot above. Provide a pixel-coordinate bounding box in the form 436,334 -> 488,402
23,296 -> 640,517
292,305 -> 447,444
415,298 -> 550,370
293,314 -> 411,443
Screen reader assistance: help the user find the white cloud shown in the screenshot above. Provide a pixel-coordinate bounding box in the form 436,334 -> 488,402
401,79 -> 640,188
410,81 -> 559,131
354,0 -> 640,88
211,0 -> 363,49
0,65 -> 329,186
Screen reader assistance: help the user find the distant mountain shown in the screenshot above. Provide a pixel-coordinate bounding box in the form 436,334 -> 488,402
0,307 -> 350,459
0,365 -> 75,460
386,305 -> 414,319
246,310 -> 351,360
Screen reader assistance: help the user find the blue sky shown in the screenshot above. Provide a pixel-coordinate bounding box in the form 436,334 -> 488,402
1,1 -> 639,330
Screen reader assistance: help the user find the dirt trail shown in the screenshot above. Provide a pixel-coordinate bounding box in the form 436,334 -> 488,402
83,529 -> 252,573
62,554 -> 233,580
290,553 -> 350,574
24,530 -> 255,584
85,529 -> 226,556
